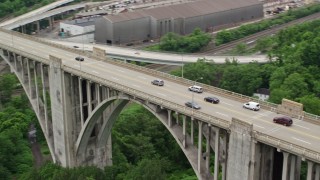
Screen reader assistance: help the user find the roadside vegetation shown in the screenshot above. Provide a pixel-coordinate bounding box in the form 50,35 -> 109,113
145,28 -> 212,53
215,3 -> 320,46
0,0 -> 55,18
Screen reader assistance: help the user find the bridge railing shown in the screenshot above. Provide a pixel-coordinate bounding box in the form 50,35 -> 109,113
0,43 -> 50,65
254,131 -> 320,164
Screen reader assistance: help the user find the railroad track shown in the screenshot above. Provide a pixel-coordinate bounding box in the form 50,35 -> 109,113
199,12 -> 320,55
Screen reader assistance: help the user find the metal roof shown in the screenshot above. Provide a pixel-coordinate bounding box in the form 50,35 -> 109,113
105,0 -> 262,23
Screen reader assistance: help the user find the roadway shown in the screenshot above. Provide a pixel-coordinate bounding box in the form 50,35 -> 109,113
1,30 -> 319,154
47,40 -> 270,64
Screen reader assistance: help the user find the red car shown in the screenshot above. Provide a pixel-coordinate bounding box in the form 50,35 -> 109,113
273,116 -> 293,126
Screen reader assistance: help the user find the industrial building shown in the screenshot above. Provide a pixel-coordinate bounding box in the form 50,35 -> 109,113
95,0 -> 264,45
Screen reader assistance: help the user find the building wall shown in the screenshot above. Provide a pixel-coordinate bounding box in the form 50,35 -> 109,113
60,23 -> 86,36
184,4 -> 263,34
113,17 -> 150,44
95,18 -> 113,44
95,3 -> 263,44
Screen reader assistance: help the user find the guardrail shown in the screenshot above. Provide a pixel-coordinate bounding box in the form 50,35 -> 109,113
254,131 -> 320,163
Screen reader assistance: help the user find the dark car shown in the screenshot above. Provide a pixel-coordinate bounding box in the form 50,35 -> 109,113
204,97 -> 220,104
151,79 -> 164,86
185,101 -> 201,109
75,56 -> 84,61
273,116 -> 293,126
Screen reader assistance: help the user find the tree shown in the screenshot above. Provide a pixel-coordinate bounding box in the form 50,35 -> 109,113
0,74 -> 17,104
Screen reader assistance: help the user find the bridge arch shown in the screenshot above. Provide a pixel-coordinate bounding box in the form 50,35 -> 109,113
75,94 -> 214,179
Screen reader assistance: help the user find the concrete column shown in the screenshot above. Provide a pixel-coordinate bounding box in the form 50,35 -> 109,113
191,118 -> 194,145
78,77 -> 84,126
33,62 -> 40,113
182,115 -> 187,148
315,164 -> 320,180
249,139 -> 257,180
96,84 -> 101,104
26,59 -> 32,96
168,110 -> 172,127
48,17 -> 53,29
87,81 -> 92,114
36,20 -> 40,33
289,155 -> 296,180
295,157 -> 302,180
307,161 -> 314,180
175,112 -> 179,125
205,124 -> 211,174
13,53 -> 17,70
21,57 -> 25,82
282,152 -> 289,180
214,127 -> 220,180
198,121 -> 203,173
221,132 -> 227,180
107,87 -> 110,99
40,64 -> 49,135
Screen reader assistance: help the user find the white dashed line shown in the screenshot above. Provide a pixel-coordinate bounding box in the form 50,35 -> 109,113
254,124 -> 265,129
267,127 -> 280,133
292,137 -> 311,144
294,124 -> 309,130
112,77 -> 119,81
19,46 -> 25,49
216,112 -> 228,117
157,93 -> 166,97
132,84 -> 140,88
92,70 -> 99,74
138,76 -> 147,79
221,102 -> 233,106
117,69 -> 124,73
51,49 -> 58,52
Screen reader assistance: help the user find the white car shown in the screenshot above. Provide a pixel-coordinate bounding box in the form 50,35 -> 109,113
188,85 -> 203,93
243,102 -> 260,111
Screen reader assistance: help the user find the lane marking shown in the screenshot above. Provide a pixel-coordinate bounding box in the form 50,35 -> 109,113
51,49 -> 58,52
111,77 -> 119,81
216,112 -> 228,117
157,92 -> 166,97
138,76 -> 147,79
132,84 -> 140,88
19,46 -> 25,49
294,124 -> 310,130
117,69 -> 124,73
292,137 -> 311,144
267,127 -> 281,133
221,102 -> 233,106
254,124 -> 265,129
92,70 -> 99,74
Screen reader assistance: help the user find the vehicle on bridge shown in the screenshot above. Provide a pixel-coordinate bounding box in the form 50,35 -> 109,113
75,56 -> 84,61
185,101 -> 201,109
273,116 -> 293,126
243,101 -> 260,111
188,85 -> 203,93
151,79 -> 164,86
204,96 -> 220,104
